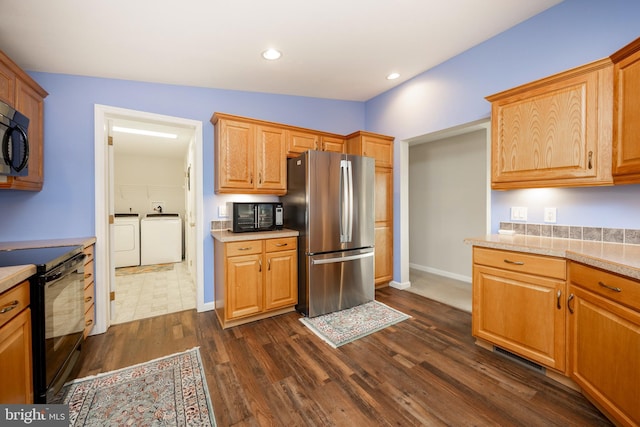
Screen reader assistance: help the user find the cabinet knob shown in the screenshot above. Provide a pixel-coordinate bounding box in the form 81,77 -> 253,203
0,300 -> 19,314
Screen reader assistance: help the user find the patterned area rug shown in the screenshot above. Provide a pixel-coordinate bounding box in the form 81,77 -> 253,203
300,301 -> 411,348
53,347 -> 216,426
116,263 -> 174,276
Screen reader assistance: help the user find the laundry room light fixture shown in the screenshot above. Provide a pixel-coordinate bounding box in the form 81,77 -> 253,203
112,126 -> 178,139
262,48 -> 282,60
386,72 -> 400,80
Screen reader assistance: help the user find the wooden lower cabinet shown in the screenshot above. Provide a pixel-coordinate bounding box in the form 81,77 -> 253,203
472,247 -> 567,372
568,262 -> 640,427
0,280 -> 33,403
214,236 -> 297,328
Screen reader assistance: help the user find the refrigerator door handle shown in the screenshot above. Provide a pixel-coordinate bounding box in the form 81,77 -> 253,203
339,159 -> 353,243
312,251 -> 374,265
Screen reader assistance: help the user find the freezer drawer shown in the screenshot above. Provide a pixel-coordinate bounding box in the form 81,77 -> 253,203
300,248 -> 374,317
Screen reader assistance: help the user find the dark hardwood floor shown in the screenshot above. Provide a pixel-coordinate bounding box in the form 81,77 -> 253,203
76,287 -> 612,426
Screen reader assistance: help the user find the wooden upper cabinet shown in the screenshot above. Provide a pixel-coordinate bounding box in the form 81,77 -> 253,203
212,114 -> 286,195
287,129 -> 319,155
0,50 -> 48,192
346,131 -> 394,168
320,135 -> 345,153
0,59 -> 16,105
486,58 -> 613,189
611,36 -> 640,184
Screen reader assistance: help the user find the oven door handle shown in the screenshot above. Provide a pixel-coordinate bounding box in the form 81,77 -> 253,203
44,253 -> 86,283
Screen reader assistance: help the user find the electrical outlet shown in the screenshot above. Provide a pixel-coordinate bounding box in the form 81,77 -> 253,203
544,207 -> 557,223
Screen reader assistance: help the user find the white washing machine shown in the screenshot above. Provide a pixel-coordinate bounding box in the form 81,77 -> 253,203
140,214 -> 182,266
114,214 -> 140,268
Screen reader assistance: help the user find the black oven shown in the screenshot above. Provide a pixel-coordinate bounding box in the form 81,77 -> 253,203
0,99 -> 30,177
0,245 -> 86,403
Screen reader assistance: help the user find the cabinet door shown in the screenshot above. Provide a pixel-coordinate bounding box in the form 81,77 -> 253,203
216,118 -> 255,192
264,249 -> 297,310
568,285 -> 640,426
362,135 -> 393,168
256,125 -> 287,193
473,265 -> 566,371
374,225 -> 393,286
12,79 -> 45,190
489,60 -> 613,189
226,254 -> 263,319
0,58 -> 15,105
612,39 -> 640,184
0,308 -> 33,403
287,129 -> 318,156
321,135 -> 345,153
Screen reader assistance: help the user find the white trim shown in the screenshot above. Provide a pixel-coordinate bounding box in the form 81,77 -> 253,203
409,263 -> 472,284
389,280 -> 411,290
93,104 -> 207,335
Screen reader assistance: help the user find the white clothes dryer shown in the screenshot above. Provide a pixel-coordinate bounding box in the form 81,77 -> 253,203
114,214 -> 140,268
140,214 -> 182,266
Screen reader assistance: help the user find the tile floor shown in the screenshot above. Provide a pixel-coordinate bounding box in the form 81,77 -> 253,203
112,261 -> 196,324
407,269 -> 472,312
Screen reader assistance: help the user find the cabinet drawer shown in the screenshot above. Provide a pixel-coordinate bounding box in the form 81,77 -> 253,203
83,245 -> 94,263
0,280 -> 29,329
473,247 -> 566,279
569,262 -> 640,311
84,305 -> 95,338
265,237 -> 297,253
226,240 -> 263,257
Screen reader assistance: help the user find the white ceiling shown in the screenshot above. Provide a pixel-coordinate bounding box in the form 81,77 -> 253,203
2,0 -> 563,156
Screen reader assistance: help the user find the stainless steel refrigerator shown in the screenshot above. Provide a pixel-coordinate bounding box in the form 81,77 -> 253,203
283,150 -> 375,317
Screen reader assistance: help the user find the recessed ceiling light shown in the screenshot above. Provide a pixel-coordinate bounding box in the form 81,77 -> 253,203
262,48 -> 282,60
386,72 -> 400,80
112,126 -> 178,139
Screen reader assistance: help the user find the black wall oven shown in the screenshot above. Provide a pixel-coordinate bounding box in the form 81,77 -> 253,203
0,245 -> 86,403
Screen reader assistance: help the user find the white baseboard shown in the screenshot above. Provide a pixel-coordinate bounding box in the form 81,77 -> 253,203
409,263 -> 472,283
389,280 -> 411,290
198,301 -> 215,312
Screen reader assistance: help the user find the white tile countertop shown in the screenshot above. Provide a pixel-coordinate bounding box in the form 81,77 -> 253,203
465,234 -> 640,280
210,228 -> 299,242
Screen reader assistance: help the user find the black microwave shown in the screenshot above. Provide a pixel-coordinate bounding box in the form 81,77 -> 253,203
0,100 -> 30,177
228,202 -> 283,233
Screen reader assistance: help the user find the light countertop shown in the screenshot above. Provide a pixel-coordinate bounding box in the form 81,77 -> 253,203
465,234 -> 640,280
0,237 -> 96,294
211,228 -> 299,242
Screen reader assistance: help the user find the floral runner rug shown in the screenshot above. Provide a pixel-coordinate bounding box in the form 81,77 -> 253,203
53,347 -> 216,426
300,300 -> 411,348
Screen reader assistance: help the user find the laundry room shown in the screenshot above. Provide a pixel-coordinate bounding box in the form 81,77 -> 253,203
111,119 -> 196,324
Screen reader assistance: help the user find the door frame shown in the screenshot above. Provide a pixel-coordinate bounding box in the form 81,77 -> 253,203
93,104 -> 205,335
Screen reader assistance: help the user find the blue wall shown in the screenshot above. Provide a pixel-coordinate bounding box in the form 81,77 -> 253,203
0,74 -> 364,304
364,0 -> 640,280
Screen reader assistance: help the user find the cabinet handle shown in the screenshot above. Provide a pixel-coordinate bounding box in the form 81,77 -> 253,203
85,319 -> 93,327
259,260 -> 262,272
268,259 -> 271,271
275,243 -> 288,247
85,296 -> 93,303
0,300 -> 19,314
250,173 -> 253,184
567,293 -> 575,314
238,247 -> 252,251
84,273 -> 92,279
503,259 -> 524,265
588,151 -> 593,169
556,290 -> 562,309
598,281 -> 621,293
258,172 -> 262,184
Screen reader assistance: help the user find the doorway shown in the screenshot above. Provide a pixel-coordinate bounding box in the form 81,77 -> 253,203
403,119 -> 491,311
93,105 -> 204,334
